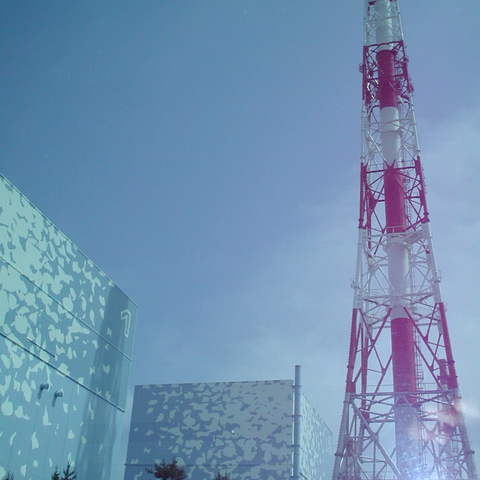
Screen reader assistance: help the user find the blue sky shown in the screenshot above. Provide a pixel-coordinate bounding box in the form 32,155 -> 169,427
1,1 -> 480,477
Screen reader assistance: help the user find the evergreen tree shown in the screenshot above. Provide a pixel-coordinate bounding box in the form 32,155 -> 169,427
51,466 -> 61,480
3,472 -> 14,480
147,458 -> 170,480
168,457 -> 187,480
215,472 -> 229,480
146,457 -> 187,480
62,461 -> 77,480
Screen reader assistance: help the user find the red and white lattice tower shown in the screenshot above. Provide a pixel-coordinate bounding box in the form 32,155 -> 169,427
332,2 -> 478,480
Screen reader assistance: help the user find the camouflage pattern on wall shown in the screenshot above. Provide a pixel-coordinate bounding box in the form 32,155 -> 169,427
0,174 -> 137,479
125,380 -> 333,480
300,393 -> 334,480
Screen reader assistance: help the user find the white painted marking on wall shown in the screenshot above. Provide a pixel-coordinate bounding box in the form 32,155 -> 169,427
121,309 -> 131,337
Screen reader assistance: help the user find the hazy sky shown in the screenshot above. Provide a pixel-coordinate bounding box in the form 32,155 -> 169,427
1,1 -> 480,477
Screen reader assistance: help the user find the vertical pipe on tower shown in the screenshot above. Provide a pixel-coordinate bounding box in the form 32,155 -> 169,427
293,365 -> 302,480
374,1 -> 418,478
333,2 -> 478,479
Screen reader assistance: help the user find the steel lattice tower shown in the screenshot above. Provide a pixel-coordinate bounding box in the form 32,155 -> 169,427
332,2 -> 477,480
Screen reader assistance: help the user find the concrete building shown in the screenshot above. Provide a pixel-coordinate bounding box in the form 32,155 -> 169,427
0,174 -> 137,479
124,375 -> 333,480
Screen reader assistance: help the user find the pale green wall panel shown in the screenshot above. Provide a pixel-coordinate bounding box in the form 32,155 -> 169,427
0,174 -> 137,479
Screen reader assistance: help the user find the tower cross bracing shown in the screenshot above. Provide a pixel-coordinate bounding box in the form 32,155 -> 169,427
332,2 -> 478,480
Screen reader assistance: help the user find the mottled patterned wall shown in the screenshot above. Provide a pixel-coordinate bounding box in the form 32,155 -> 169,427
0,174 -> 137,479
125,381 -> 294,480
125,380 -> 333,480
300,394 -> 333,480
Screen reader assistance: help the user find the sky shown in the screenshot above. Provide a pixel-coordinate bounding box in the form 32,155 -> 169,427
1,0 -> 480,478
